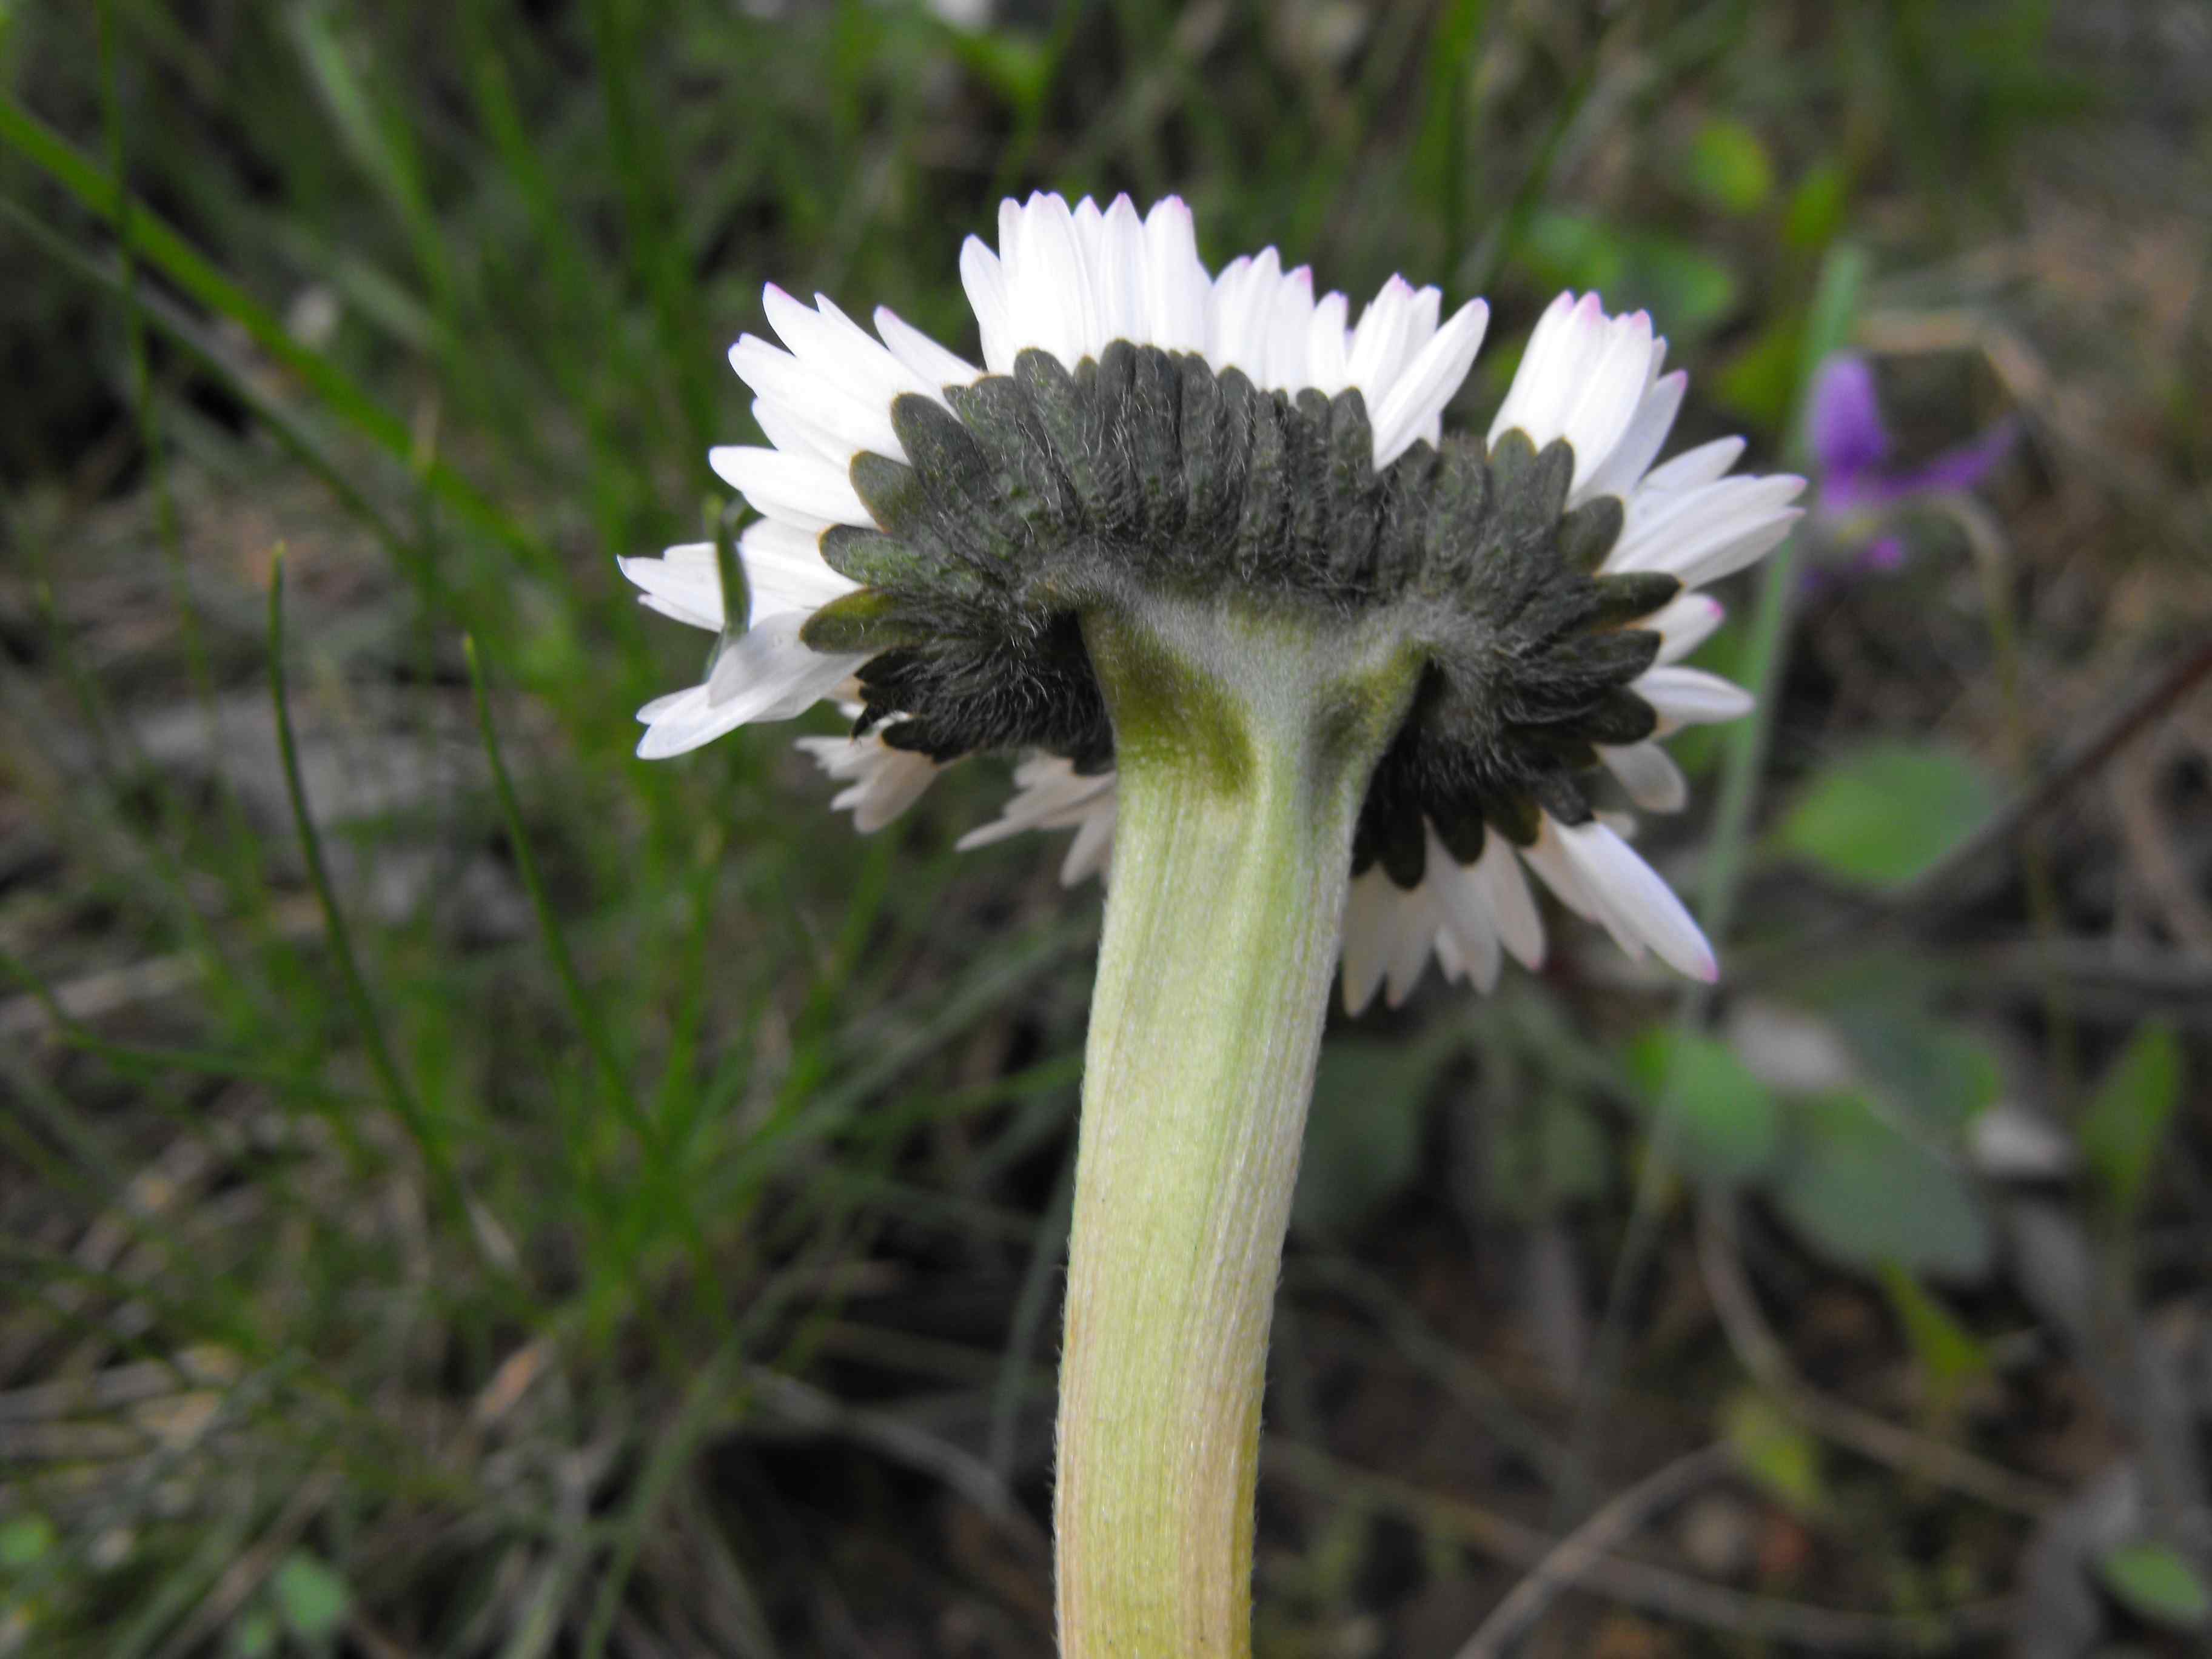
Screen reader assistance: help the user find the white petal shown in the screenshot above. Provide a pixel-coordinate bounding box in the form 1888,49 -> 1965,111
1434,927 -> 1470,985
1369,298 -> 1488,467
960,236 -> 1016,374
709,445 -> 872,532
1635,665 -> 1755,727
1598,740 -> 1689,813
730,333 -> 902,463
750,393 -> 856,466
1607,475 -> 1805,581
1575,368 -> 1685,505
1093,194 -> 1148,348
1005,192 -> 1094,369
1211,247 -> 1282,383
1339,869 -> 1395,1015
1557,819 -> 1717,982
1071,196 -> 1107,302
1640,435 -> 1744,492
1646,593 -> 1726,664
1377,283 -> 1444,409
638,592 -> 710,629
637,629 -> 863,760
1141,196 -> 1211,353
1381,880 -> 1439,1008
1304,290 -> 1352,395
1344,275 -> 1418,403
619,526 -> 851,636
1474,832 -> 1545,969
618,543 -> 724,632
950,753 -> 1119,885
765,285 -> 936,415
797,729 -> 942,833
1059,797 -> 1116,886
737,518 -> 858,617
874,306 -> 981,389
956,758 -> 1116,848
1487,290 -> 1584,447
1518,820 -> 1604,922
1553,309 -> 1656,496
635,685 -> 734,757
1261,265 -> 1318,392
703,608 -> 862,712
1426,823 -> 1503,993
1665,509 -> 1801,592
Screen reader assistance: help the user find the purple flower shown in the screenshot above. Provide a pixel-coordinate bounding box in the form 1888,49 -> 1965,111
1804,352 -> 2014,581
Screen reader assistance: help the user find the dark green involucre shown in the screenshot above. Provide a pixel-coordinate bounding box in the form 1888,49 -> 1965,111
797,341 -> 1680,887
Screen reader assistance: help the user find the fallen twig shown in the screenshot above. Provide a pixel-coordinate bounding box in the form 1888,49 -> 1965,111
1450,1443 -> 1732,1659
1267,1441 -> 2014,1651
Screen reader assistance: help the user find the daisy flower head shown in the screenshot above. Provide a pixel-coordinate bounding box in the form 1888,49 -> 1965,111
621,193 -> 1803,1007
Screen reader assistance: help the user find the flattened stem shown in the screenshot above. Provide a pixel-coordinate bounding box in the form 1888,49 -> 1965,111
1056,594 -> 1416,1658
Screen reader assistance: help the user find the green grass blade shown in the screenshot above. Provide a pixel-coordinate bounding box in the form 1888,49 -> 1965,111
464,634 -> 722,1324
267,551 -> 505,1290
0,94 -> 545,571
464,636 -> 652,1146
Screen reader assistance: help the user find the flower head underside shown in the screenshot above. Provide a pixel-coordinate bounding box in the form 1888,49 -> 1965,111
621,194 -> 1803,1007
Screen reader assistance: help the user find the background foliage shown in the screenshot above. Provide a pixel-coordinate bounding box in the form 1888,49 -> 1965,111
2,1 -> 2209,1654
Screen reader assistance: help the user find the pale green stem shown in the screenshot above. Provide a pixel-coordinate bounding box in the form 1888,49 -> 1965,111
1056,595 -> 1416,1658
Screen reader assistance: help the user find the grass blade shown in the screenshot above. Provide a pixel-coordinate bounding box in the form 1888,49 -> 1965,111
0,94 -> 545,572
267,550 -> 511,1293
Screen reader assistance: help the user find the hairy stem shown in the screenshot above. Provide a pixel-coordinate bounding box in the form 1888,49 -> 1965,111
1056,596 -> 1415,1658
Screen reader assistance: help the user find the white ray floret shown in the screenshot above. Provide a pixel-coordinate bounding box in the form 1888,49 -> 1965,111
795,714 -> 943,835
958,755 -> 1119,888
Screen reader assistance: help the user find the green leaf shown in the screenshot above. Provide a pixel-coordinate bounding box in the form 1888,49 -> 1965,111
1829,1002 -> 2002,1134
230,1609 -> 280,1659
1720,1390 -> 1823,1513
1775,743 -> 2000,891
1521,210 -> 1631,297
949,29 -> 1051,109
1626,1027 -> 1782,1185
1687,118 -> 1775,214
1877,1262 -> 1991,1401
1783,159 -> 1849,249
1763,1092 -> 1992,1280
2096,1541 -> 2212,1631
0,1516 -> 53,1571
272,1552 -> 352,1642
1714,312 -> 1802,429
2079,1022 -> 2184,1219
1627,237 -> 1740,336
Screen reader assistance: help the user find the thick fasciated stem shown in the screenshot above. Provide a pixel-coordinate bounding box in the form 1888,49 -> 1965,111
1055,596 -> 1416,1658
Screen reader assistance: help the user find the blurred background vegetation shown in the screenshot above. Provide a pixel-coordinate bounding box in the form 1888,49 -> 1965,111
2,0 -> 2210,1654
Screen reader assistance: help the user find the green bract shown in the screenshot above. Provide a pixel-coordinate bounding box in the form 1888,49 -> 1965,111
800,343 -> 1681,878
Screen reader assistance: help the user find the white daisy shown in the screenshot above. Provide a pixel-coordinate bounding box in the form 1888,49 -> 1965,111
619,196 -> 1800,1010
